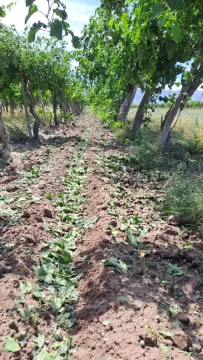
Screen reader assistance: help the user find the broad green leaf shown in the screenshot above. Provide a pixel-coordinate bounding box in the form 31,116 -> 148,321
166,0 -> 183,10
157,15 -> 165,28
52,341 -> 61,349
50,19 -> 63,40
71,35 -> 81,49
28,21 -> 47,42
53,8 -> 67,20
32,312 -> 39,326
159,331 -> 173,339
34,266 -> 48,279
4,337 -> 20,353
16,295 -> 25,304
148,325 -> 157,338
46,192 -> 52,200
32,334 -> 45,349
83,216 -> 98,229
45,262 -> 56,273
0,6 -> 6,17
44,273 -> 53,284
120,223 -> 128,231
151,3 -> 165,18
26,0 -> 35,6
20,281 -> 32,294
17,333 -> 27,347
182,243 -> 194,249
126,231 -> 141,248
104,257 -> 128,274
54,330 -> 62,341
117,296 -> 129,303
35,349 -> 56,360
167,263 -> 183,276
25,4 -> 38,24
17,307 -> 32,320
171,23 -> 182,43
173,287 -> 183,297
50,297 -> 63,311
160,344 -> 169,353
33,291 -> 44,301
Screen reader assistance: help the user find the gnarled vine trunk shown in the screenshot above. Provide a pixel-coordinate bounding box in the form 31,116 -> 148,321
161,78 -> 202,146
4,98 -> 9,113
132,89 -> 151,134
62,97 -> 71,120
53,92 -> 59,127
24,79 -> 41,141
64,98 -> 71,113
70,102 -> 84,116
9,96 -> 15,116
119,85 -> 137,123
161,60 -> 203,146
0,101 -> 10,161
21,74 -> 32,138
39,90 -> 47,125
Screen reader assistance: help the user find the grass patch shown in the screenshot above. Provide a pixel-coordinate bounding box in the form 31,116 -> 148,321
126,126 -> 203,172
163,177 -> 203,229
128,107 -> 203,137
111,123 -> 134,144
3,112 -> 30,143
113,107 -> 203,231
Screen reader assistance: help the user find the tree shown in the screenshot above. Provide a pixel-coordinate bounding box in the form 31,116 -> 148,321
78,2 -> 189,133
82,0 -> 203,146
0,24 -> 21,160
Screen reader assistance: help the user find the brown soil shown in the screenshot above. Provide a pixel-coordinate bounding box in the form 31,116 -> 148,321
0,110 -> 203,360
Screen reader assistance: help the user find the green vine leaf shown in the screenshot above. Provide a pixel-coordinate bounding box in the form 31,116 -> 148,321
26,0 -> 35,6
25,4 -> 38,24
166,0 -> 184,11
171,23 -> 182,42
4,337 -> 20,353
50,19 -> 63,40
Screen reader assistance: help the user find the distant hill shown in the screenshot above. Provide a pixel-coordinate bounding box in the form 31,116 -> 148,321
133,88 -> 203,105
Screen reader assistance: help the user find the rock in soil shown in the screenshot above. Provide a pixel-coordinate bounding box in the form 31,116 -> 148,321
0,262 -> 8,276
177,313 -> 190,325
109,219 -> 117,227
139,330 -> 157,347
172,331 -> 191,351
6,185 -> 17,192
192,342 -> 202,353
8,321 -> 18,332
25,234 -> 36,245
43,207 -> 53,218
22,210 -> 31,218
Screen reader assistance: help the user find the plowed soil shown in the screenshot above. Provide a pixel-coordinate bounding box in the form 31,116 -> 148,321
0,110 -> 203,360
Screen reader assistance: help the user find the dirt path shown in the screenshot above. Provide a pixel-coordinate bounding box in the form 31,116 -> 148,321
0,111 -> 203,360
